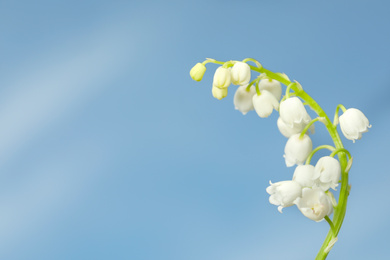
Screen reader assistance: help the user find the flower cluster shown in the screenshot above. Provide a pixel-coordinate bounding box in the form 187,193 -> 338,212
267,158 -> 339,221
192,61 -> 283,118
269,101 -> 369,222
267,95 -> 348,221
190,58 -> 371,258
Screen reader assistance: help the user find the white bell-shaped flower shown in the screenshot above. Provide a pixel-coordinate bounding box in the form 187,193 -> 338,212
284,134 -> 312,167
213,66 -> 231,89
293,165 -> 316,187
258,79 -> 282,100
339,108 -> 371,143
279,97 -> 311,128
190,63 -> 207,81
266,180 -> 302,213
233,85 -> 256,115
252,90 -> 279,118
295,187 -> 333,222
231,62 -> 251,86
212,86 -> 228,100
277,117 -> 315,138
313,156 -> 341,191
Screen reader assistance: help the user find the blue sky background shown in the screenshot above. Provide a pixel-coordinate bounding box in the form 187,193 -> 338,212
0,0 -> 389,259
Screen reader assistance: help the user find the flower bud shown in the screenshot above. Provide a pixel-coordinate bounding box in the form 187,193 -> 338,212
293,165 -> 316,187
231,62 -> 251,86
266,180 -> 302,213
279,97 -> 311,128
339,108 -> 371,142
258,79 -> 282,100
233,85 -> 256,115
313,156 -> 341,191
189,63 -> 207,81
213,66 -> 231,89
212,85 -> 228,100
295,187 -> 333,222
284,134 -> 312,167
252,90 -> 279,118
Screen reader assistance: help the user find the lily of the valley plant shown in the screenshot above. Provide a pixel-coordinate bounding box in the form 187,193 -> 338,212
189,58 -> 371,260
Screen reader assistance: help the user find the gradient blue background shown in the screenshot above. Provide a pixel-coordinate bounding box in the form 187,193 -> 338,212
0,0 -> 388,259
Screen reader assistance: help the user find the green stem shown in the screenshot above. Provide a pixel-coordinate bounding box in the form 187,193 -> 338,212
296,90 -> 349,260
222,60 -> 234,68
255,79 -> 261,96
205,59 -> 293,88
337,104 -> 347,113
202,58 -> 216,65
247,78 -> 260,92
330,148 -> 351,159
242,58 -> 262,68
299,117 -> 322,139
333,104 -> 347,126
324,215 -> 336,235
285,83 -> 296,99
305,145 -> 335,165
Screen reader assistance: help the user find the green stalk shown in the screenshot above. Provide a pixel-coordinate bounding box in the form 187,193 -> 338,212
299,117 -> 321,139
294,89 -> 349,260
305,145 -> 336,165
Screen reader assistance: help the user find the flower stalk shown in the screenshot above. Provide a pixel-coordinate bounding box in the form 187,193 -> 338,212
299,117 -> 322,139
268,70 -> 349,260
305,145 -> 336,165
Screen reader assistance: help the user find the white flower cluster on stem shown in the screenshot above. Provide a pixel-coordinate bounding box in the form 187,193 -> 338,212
266,156 -> 339,222
190,58 -> 371,259
266,94 -> 345,221
192,60 -> 283,117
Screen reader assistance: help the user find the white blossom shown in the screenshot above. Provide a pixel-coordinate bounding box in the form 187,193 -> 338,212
212,86 -> 228,100
279,97 -> 311,128
213,66 -> 231,89
313,156 -> 341,191
190,63 -> 206,81
277,116 -> 315,138
231,62 -> 251,86
266,180 -> 302,213
339,108 -> 371,142
277,117 -> 302,138
233,85 -> 256,115
284,134 -> 313,167
293,165 -> 316,187
252,90 -> 279,118
258,79 -> 282,100
295,187 -> 333,222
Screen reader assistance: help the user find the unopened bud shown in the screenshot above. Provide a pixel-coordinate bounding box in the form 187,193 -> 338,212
213,66 -> 231,89
212,86 -> 228,100
190,63 -> 207,81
